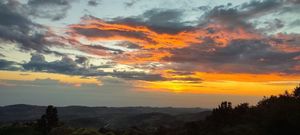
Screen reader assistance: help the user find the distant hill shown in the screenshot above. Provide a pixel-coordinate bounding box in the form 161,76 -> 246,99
0,104 -> 210,129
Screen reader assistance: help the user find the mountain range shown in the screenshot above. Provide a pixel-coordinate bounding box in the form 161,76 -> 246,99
0,104 -> 211,129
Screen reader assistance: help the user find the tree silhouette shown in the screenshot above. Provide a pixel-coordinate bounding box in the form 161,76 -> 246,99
234,103 -> 249,114
37,105 -> 59,134
216,101 -> 232,112
293,85 -> 300,97
45,105 -> 59,128
210,101 -> 233,117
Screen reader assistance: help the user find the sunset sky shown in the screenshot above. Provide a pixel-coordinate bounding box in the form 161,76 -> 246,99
0,0 -> 300,108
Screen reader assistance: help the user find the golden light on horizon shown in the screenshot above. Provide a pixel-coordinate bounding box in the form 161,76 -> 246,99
0,71 -> 101,87
136,80 -> 298,96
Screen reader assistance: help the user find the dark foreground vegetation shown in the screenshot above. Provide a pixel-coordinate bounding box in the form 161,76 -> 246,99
1,86 -> 300,135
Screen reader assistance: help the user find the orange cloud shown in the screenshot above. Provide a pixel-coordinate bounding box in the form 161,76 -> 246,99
69,19 -> 203,49
60,18 -> 300,95
67,19 -> 265,65
69,19 -> 262,49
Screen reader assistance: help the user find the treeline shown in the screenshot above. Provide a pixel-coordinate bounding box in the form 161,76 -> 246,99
1,86 -> 300,135
159,86 -> 300,135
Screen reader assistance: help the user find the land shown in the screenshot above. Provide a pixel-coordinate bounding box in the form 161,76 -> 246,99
0,105 -> 210,129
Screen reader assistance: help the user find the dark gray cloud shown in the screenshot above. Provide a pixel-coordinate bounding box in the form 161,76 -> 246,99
261,19 -> 284,32
164,39 -> 300,74
110,70 -> 165,81
75,0 -> 298,37
72,9 -> 192,35
196,6 -> 210,11
239,0 -> 281,15
111,9 -> 193,34
20,54 -> 201,82
88,0 -> 100,6
0,1 -> 76,54
85,45 -> 124,54
124,0 -> 140,7
116,41 -> 141,49
22,54 -> 167,81
201,0 -> 283,31
75,56 -> 88,64
23,54 -> 81,74
0,59 -> 19,70
71,8 -> 189,40
92,0 -> 298,35
270,34 -> 300,52
27,0 -> 74,21
27,0 -> 70,6
149,0 -> 300,74
111,70 -> 201,82
0,1 -> 50,52
198,0 -> 300,33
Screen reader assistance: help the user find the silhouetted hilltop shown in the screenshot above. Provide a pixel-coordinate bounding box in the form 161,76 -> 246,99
0,104 -> 209,129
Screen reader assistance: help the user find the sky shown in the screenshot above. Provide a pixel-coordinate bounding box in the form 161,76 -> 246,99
0,0 -> 300,108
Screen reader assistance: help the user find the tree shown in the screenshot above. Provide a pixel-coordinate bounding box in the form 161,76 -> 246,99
37,105 -> 59,134
234,103 -> 250,114
214,101 -> 233,114
293,85 -> 300,97
45,105 -> 59,128
37,114 -> 47,134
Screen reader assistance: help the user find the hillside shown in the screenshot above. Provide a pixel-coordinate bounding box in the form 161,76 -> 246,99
0,105 -> 210,129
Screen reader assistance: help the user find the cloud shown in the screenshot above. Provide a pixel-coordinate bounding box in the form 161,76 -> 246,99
270,33 -> 300,52
66,3 -> 300,76
72,23 -> 151,41
84,45 -> 124,54
75,56 -> 88,65
0,1 -> 48,51
289,19 -> 300,27
115,41 -> 141,49
0,78 -> 101,88
198,0 -> 300,34
0,59 -> 19,70
27,0 -> 71,6
110,70 -> 165,81
88,0 -> 100,6
0,0 -> 70,54
22,54 -> 167,81
111,8 -> 192,34
23,54 -> 83,74
200,0 -> 282,31
124,0 -> 140,7
65,0 -> 300,77
68,13 -> 205,52
20,54 -> 201,82
278,0 -> 300,14
1,0 -> 299,85
27,0 -> 74,21
164,39 -> 300,74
